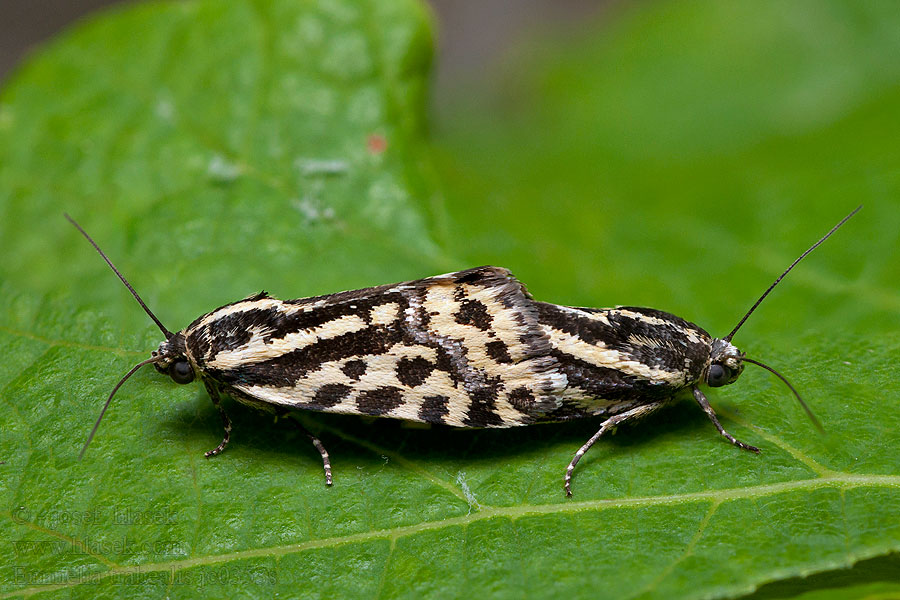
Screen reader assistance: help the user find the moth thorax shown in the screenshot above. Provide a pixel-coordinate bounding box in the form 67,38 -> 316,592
706,338 -> 745,387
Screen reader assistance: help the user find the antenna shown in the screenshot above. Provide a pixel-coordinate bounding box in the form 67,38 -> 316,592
742,357 -> 824,433
724,205 -> 861,342
65,214 -> 173,339
78,356 -> 162,459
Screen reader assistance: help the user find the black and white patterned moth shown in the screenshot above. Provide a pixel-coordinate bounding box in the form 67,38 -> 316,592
68,207 -> 859,496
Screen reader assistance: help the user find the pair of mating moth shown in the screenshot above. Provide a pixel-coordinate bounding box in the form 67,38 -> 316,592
70,207 -> 858,496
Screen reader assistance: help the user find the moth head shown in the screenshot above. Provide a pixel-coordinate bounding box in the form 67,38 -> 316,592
706,338 -> 745,388
152,333 -> 195,385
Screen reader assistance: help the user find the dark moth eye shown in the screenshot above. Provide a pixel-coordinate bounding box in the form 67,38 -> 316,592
170,359 -> 195,384
707,363 -> 729,387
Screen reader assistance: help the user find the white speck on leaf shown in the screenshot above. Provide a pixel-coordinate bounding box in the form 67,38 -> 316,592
321,31 -> 373,80
295,158 -> 349,176
295,15 -> 324,46
155,97 -> 174,121
293,197 -> 335,223
365,176 -> 409,226
207,154 -> 242,183
456,471 -> 481,512
347,86 -> 383,126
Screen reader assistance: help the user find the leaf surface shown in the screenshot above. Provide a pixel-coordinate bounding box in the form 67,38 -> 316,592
1,1 -> 899,599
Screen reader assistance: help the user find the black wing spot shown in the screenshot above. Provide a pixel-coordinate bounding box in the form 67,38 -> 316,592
485,340 -> 512,363
357,386 -> 404,415
396,356 -> 435,388
463,375 -> 505,427
507,386 -> 536,413
455,298 -> 493,331
342,359 -> 367,381
419,395 -> 449,424
312,383 -> 352,407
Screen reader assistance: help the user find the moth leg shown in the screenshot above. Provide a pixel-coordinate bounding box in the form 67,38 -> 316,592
692,387 -> 760,453
285,414 -> 333,487
565,401 -> 666,497
203,381 -> 232,458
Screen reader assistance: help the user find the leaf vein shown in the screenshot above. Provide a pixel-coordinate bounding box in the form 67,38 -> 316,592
4,473 -> 897,598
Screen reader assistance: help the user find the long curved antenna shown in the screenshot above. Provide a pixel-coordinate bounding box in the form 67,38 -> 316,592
743,357 -> 823,433
724,205 -> 861,342
78,356 -> 162,459
65,214 -> 173,339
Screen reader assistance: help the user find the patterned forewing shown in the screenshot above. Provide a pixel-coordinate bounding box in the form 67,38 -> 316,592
533,303 -> 712,421
184,267 -> 566,427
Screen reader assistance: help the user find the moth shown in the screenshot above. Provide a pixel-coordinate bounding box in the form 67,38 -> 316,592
69,207 -> 859,496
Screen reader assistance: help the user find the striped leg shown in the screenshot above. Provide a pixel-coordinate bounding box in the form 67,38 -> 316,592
691,387 -> 760,453
287,416 -> 333,486
565,401 -> 665,497
204,381 -> 232,458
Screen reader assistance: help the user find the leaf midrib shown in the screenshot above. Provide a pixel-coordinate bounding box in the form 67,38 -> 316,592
3,471 -> 897,598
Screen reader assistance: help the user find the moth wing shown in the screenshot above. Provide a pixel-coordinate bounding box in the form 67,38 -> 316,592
196,266 -> 566,427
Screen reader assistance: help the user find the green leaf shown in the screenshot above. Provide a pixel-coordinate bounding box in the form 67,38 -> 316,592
1,1 -> 899,599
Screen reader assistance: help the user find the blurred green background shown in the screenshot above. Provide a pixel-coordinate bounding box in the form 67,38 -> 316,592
1,1 -> 898,599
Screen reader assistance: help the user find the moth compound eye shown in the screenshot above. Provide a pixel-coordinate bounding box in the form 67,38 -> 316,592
707,364 -> 729,387
170,360 -> 195,384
